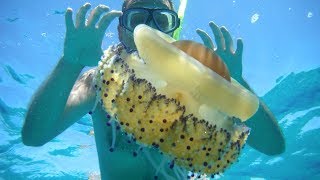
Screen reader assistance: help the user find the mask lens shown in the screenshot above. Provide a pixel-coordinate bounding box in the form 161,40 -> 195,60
153,10 -> 178,33
123,9 -> 149,31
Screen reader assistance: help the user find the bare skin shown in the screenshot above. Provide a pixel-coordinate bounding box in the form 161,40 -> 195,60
21,0 -> 285,179
22,1 -> 182,179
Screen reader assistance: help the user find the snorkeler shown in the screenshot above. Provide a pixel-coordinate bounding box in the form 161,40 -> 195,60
21,0 -> 285,179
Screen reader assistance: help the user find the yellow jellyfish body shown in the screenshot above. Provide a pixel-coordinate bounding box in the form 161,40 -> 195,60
95,25 -> 259,175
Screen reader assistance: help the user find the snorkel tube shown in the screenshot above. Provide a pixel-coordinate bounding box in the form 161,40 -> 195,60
173,0 -> 187,40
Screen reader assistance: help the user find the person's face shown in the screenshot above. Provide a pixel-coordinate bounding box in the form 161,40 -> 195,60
118,0 -> 173,51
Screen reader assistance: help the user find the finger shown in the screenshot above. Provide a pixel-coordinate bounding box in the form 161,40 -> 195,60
65,8 -> 75,32
196,29 -> 215,50
220,27 -> 234,53
209,21 -> 225,51
76,3 -> 91,28
98,10 -> 122,34
87,5 -> 110,28
235,38 -> 243,57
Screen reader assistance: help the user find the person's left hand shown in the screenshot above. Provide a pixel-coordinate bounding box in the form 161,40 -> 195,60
196,22 -> 243,81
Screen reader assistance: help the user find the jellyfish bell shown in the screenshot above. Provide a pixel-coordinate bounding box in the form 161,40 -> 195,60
94,24 -> 259,175
132,25 -> 258,121
171,40 -> 231,82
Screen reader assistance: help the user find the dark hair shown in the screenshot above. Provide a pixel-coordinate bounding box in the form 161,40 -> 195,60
122,0 -> 174,11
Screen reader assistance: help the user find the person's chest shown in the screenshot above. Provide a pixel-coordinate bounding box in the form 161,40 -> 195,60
90,106 -> 161,179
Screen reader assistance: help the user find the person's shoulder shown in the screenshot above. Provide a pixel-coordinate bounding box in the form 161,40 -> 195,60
72,68 -> 98,95
78,43 -> 124,89
82,68 -> 97,78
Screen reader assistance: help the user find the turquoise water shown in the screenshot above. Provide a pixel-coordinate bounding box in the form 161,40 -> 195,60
1,0 -> 319,179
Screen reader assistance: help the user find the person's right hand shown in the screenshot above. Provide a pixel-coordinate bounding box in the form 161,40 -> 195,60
196,22 -> 244,82
63,3 -> 122,67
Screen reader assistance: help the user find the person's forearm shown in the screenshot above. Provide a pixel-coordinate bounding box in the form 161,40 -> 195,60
237,77 -> 266,120
22,56 -> 84,146
236,77 -> 253,92
237,77 -> 285,155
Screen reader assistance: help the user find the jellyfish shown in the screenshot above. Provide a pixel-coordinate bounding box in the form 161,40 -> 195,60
93,24 -> 259,177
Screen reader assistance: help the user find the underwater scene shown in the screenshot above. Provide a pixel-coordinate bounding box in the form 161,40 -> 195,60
1,0 -> 319,179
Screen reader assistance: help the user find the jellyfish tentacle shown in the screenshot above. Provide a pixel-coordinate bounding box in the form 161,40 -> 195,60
109,119 -> 116,152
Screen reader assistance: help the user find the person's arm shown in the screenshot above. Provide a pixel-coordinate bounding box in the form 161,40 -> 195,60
22,58 -> 94,146
196,22 -> 285,155
238,78 -> 285,155
21,3 -> 122,146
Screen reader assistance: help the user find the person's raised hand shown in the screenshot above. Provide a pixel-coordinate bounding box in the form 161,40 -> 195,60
196,22 -> 243,81
63,3 -> 122,67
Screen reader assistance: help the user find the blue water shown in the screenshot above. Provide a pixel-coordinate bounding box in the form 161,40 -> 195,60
1,0 -> 319,179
